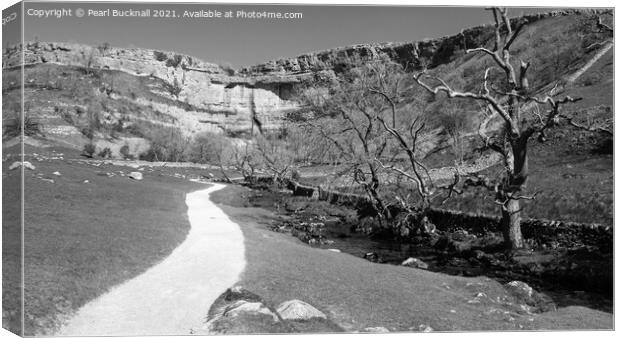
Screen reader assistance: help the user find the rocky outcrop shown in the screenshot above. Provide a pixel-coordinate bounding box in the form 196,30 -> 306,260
239,9 -> 603,76
2,9 -> 605,136
3,42 -> 301,135
193,286 -> 342,334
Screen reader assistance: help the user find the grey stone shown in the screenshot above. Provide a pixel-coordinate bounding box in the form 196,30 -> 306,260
128,172 -> 143,180
276,299 -> 327,321
402,257 -> 429,270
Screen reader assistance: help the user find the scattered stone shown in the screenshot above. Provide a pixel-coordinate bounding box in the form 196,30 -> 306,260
504,281 -> 534,301
129,164 -> 141,169
40,178 -> 55,183
327,249 -> 341,253
9,161 -> 36,170
363,252 -> 381,263
401,257 -> 429,269
276,299 -> 327,321
361,327 -> 390,333
52,171 -> 61,176
504,281 -> 556,312
83,180 -> 89,183
419,324 -> 434,332
128,172 -> 143,180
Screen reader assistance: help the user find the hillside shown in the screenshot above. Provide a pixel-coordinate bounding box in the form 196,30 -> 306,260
2,9 -> 613,159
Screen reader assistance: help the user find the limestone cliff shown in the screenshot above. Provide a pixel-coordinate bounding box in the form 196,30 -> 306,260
1,8 -> 604,140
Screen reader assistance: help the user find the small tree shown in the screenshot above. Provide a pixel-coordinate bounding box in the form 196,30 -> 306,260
255,134 -> 296,183
298,62 -> 398,221
412,8 -> 581,249
97,42 -> 110,56
82,143 -> 96,158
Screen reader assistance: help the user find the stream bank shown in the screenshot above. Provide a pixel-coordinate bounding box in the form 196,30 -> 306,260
244,184 -> 613,314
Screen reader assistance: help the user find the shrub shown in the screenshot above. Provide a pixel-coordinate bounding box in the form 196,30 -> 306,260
166,54 -> 183,68
82,143 -> 96,158
119,144 -> 131,159
220,63 -> 236,76
2,115 -> 41,138
98,147 -> 112,159
97,42 -> 110,56
165,77 -> 183,98
153,51 -> 168,62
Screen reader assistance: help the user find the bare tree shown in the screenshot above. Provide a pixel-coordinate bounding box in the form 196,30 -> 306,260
255,134 -> 296,183
412,7 -> 581,249
298,62 -> 400,220
367,63 -> 462,235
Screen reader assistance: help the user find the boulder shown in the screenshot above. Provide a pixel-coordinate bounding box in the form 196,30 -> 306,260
8,161 -> 35,170
195,286 -> 294,335
128,172 -> 143,180
224,300 -> 279,321
504,281 -> 556,312
401,257 -> 429,270
363,252 -> 381,263
276,299 -> 327,321
418,324 -> 434,332
52,171 -> 61,176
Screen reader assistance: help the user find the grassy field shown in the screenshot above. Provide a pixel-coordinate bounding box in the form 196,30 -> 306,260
7,144 -> 214,335
210,185 -> 613,331
2,146 -> 23,335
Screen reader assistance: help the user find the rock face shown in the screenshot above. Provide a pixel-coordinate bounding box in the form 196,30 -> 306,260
2,9 -> 598,138
4,41 -> 301,135
239,10 -> 595,76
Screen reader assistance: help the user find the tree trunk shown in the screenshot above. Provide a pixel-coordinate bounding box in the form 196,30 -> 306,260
501,198 -> 524,249
500,139 -> 529,249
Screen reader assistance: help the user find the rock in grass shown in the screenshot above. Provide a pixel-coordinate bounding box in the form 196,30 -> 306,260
224,300 -> 280,321
505,281 -> 533,299
9,161 -> 35,170
327,249 -> 341,253
363,252 -> 380,263
196,286 -> 294,335
401,257 -> 429,270
504,280 -> 556,312
276,300 -> 327,320
53,171 -> 61,176
419,324 -> 434,332
128,172 -> 143,180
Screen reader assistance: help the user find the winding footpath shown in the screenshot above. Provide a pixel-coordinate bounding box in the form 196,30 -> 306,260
58,183 -> 246,336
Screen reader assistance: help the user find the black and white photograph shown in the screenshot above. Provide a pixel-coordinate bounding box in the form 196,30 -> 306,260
1,0 -> 616,336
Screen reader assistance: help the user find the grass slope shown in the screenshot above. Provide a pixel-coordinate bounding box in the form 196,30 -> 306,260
210,185 -> 612,332
2,146 -> 23,335
11,144 -> 208,335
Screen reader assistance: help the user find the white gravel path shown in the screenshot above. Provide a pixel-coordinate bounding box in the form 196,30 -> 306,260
57,183 -> 246,336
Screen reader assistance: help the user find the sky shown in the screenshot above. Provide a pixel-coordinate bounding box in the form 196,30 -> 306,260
10,1 -> 567,67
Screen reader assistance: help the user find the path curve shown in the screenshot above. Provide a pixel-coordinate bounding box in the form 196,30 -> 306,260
58,183 -> 246,336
